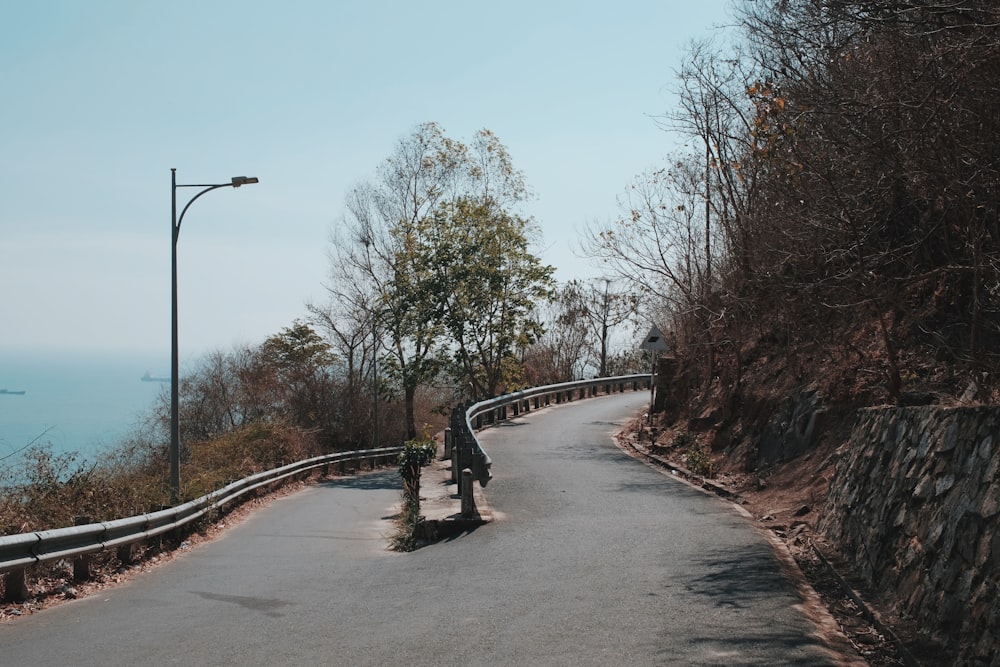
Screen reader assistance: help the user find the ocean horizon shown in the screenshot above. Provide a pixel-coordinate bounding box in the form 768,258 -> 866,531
0,349 -> 171,469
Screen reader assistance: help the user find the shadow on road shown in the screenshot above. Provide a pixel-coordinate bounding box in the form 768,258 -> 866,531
676,547 -> 835,665
682,630 -> 834,667
686,546 -> 793,607
536,442 -> 631,465
317,469 -> 401,492
610,477 -> 687,494
488,420 -> 530,429
189,591 -> 291,618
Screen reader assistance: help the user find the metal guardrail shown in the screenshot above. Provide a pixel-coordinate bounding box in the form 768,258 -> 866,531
1,376 -> 652,597
449,374 -> 652,490
0,446 -> 402,600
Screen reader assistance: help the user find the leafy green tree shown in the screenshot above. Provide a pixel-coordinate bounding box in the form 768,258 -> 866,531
326,123 -> 465,440
260,322 -> 340,437
325,122 -> 546,434
261,321 -> 335,369
421,197 -> 555,398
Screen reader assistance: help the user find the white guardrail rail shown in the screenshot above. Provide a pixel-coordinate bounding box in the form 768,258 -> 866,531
1,374 -> 652,601
0,447 -> 402,601
449,374 -> 652,488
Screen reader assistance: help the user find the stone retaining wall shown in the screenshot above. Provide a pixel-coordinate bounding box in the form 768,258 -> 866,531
818,406 -> 1000,663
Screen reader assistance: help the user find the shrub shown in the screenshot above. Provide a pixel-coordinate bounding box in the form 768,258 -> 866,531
391,438 -> 437,552
683,439 -> 714,478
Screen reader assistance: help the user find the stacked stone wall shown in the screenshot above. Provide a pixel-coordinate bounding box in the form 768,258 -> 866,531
818,406 -> 1000,663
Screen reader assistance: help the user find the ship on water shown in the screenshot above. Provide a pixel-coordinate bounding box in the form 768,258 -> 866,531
141,371 -> 170,383
0,389 -> 26,395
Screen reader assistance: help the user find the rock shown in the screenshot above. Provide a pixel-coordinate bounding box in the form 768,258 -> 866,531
934,473 -> 955,496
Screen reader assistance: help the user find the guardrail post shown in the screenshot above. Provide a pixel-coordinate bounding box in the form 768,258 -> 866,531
3,569 -> 29,603
454,431 -> 464,482
461,468 -> 476,518
444,427 -> 453,459
73,516 -> 92,582
117,543 -> 133,567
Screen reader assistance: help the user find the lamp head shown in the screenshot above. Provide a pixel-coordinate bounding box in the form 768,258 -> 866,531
231,176 -> 259,188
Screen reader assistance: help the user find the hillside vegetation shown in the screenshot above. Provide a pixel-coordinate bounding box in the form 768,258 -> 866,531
588,1 -> 1000,449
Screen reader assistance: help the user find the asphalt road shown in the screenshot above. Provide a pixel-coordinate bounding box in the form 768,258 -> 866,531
1,392 -> 850,666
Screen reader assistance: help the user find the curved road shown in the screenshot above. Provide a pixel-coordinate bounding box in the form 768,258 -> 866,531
1,393 -> 853,665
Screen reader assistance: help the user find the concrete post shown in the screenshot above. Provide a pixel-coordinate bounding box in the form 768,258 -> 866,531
74,516 -> 92,582
444,427 -> 452,459
3,570 -> 28,603
117,543 -> 133,567
461,468 -> 476,518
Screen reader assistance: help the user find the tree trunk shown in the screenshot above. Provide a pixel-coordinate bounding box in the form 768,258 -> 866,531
404,384 -> 417,440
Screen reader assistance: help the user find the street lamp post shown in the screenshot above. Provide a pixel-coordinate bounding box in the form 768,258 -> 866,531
170,168 -> 258,503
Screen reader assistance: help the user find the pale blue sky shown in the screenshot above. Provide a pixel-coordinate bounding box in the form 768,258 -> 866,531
1,1 -> 734,357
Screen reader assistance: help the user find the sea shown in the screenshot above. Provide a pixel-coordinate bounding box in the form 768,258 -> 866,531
0,350 -> 170,470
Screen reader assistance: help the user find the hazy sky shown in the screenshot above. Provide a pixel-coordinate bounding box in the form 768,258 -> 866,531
1,1 -> 734,358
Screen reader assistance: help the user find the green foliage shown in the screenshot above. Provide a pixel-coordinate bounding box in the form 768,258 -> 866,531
389,491 -> 422,553
397,438 -> 436,483
262,320 -> 336,369
678,434 -> 713,478
332,123 -> 552,437
175,324 -> 348,450
671,430 -> 696,450
391,438 -> 437,552
421,196 -> 556,398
